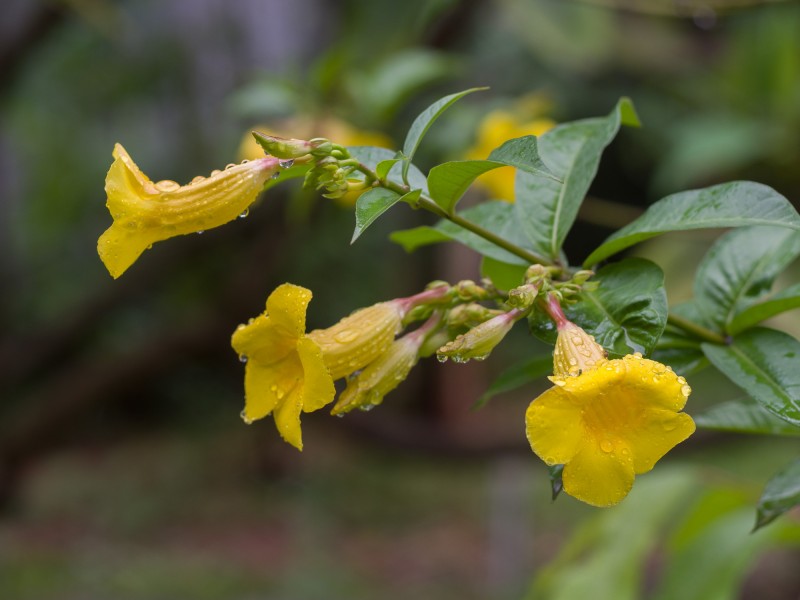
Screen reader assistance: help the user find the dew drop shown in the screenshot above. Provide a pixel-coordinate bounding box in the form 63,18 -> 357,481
621,448 -> 630,457
568,365 -> 580,376
676,376 -> 686,385
568,357 -> 578,366
211,169 -> 221,176
553,379 -> 566,387
271,171 -> 281,180
239,410 -> 253,425
270,384 -> 278,393
239,208 -> 249,219
572,336 -> 583,345
155,180 -> 180,192
239,354 -> 248,363
276,389 -> 285,400
279,159 -> 295,168
600,440 -> 613,453
197,230 -> 205,235
191,175 -> 206,184
225,163 -> 236,170
662,420 -> 677,432
334,329 -> 358,344
633,352 -> 643,359
681,384 -> 692,397
146,244 -> 153,250
436,355 -> 448,363
472,354 -> 488,362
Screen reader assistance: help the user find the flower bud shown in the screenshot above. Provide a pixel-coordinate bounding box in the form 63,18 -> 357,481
437,308 -> 522,363
552,321 -> 607,378
507,283 -> 541,309
446,303 -> 502,328
252,132 -> 315,159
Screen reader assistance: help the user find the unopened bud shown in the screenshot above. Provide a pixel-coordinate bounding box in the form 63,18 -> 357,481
437,309 -> 522,363
446,303 -> 502,328
252,132 -> 313,159
571,270 -> 595,286
455,280 -> 488,301
552,321 -> 607,378
507,283 -> 540,309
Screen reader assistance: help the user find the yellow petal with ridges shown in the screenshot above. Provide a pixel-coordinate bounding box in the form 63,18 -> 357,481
273,385 -> 304,450
231,313 -> 295,365
98,143 -> 279,278
296,337 -> 335,413
525,387 -> 586,466
562,441 -> 635,507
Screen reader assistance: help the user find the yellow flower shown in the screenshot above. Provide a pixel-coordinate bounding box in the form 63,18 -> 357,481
307,301 -> 405,380
466,109 -> 555,202
98,143 -> 279,278
525,323 -> 695,507
231,284 -> 335,450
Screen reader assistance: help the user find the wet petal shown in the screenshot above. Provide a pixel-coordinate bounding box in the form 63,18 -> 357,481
525,387 -> 585,466
273,385 -> 304,450
266,283 -> 312,338
562,442 -> 635,507
626,409 -> 695,474
242,353 -> 301,422
296,337 -> 335,413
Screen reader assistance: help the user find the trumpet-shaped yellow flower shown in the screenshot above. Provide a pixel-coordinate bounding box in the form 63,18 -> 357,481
526,323 -> 695,507
231,284 -> 335,450
98,143 -> 279,278
307,301 -> 405,380
466,109 -> 555,202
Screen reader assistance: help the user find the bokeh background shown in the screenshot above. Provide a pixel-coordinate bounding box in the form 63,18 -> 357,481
2,1 -> 800,598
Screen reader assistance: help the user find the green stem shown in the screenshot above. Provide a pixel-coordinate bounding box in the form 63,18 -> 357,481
359,163 -> 553,266
666,313 -> 728,345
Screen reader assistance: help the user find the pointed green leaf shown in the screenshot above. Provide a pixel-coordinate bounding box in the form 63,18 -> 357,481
584,182 -> 800,267
729,283 -> 800,335
515,98 -> 638,259
351,188 -> 402,243
347,146 -> 428,192
694,399 -> 800,436
548,464 -> 565,501
754,459 -> 800,530
402,87 -> 487,159
694,226 -> 800,334
390,200 -> 532,265
529,258 -> 668,357
427,136 -> 556,213
376,158 -> 400,180
652,346 -> 708,377
702,328 -> 800,426
480,257 -> 527,292
475,354 -> 552,408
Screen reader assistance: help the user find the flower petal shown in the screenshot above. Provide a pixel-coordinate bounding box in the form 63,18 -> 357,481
273,385 -> 304,450
562,442 -> 635,507
242,353 -> 301,422
627,409 -> 695,474
231,314 -> 296,365
525,387 -> 586,466
266,283 -> 312,338
296,337 -> 335,413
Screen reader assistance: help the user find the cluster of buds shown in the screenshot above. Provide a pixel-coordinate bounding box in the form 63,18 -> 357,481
252,131 -> 365,200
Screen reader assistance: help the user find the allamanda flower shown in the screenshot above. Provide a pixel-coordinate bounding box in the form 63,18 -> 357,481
98,143 -> 279,278
231,284 -> 335,450
232,285 -> 409,449
525,320 -> 695,507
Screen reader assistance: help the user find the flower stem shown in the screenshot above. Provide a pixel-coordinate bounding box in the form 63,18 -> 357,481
666,313 -> 728,345
357,162 -> 553,267
543,292 -> 569,329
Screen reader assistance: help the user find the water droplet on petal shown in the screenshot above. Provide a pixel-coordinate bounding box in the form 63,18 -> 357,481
239,410 -> 253,425
239,209 -> 249,219
225,163 -> 236,170
279,159 -> 295,168
437,355 -> 448,363
600,440 -> 613,453
271,171 -> 281,180
211,169 -> 221,176
239,354 -> 248,363
334,329 -> 358,344
197,230 -> 205,235
681,384 -> 692,397
191,175 -> 206,184
553,379 -> 566,387
155,180 -> 180,192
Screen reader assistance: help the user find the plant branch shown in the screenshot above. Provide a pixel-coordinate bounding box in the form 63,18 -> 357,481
667,313 -> 728,345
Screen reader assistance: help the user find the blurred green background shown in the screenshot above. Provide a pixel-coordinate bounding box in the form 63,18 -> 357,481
1,0 -> 799,598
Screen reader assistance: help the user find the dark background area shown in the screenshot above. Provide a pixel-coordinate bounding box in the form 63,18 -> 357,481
1,1 -> 799,598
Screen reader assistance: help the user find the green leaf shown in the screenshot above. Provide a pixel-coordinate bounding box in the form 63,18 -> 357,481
548,464 -> 565,501
515,97 -> 638,260
402,87 -> 487,160
347,146 -> 428,192
584,182 -> 800,267
729,283 -> 800,335
529,258 -> 668,357
390,200 -> 532,265
480,257 -> 527,291
426,136 -> 555,214
351,188 -> 402,243
475,354 -> 552,408
755,458 -> 800,530
694,226 -> 800,334
376,158 -> 400,180
651,346 -> 708,377
427,160 -> 502,213
702,328 -> 800,426
694,399 -> 800,436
